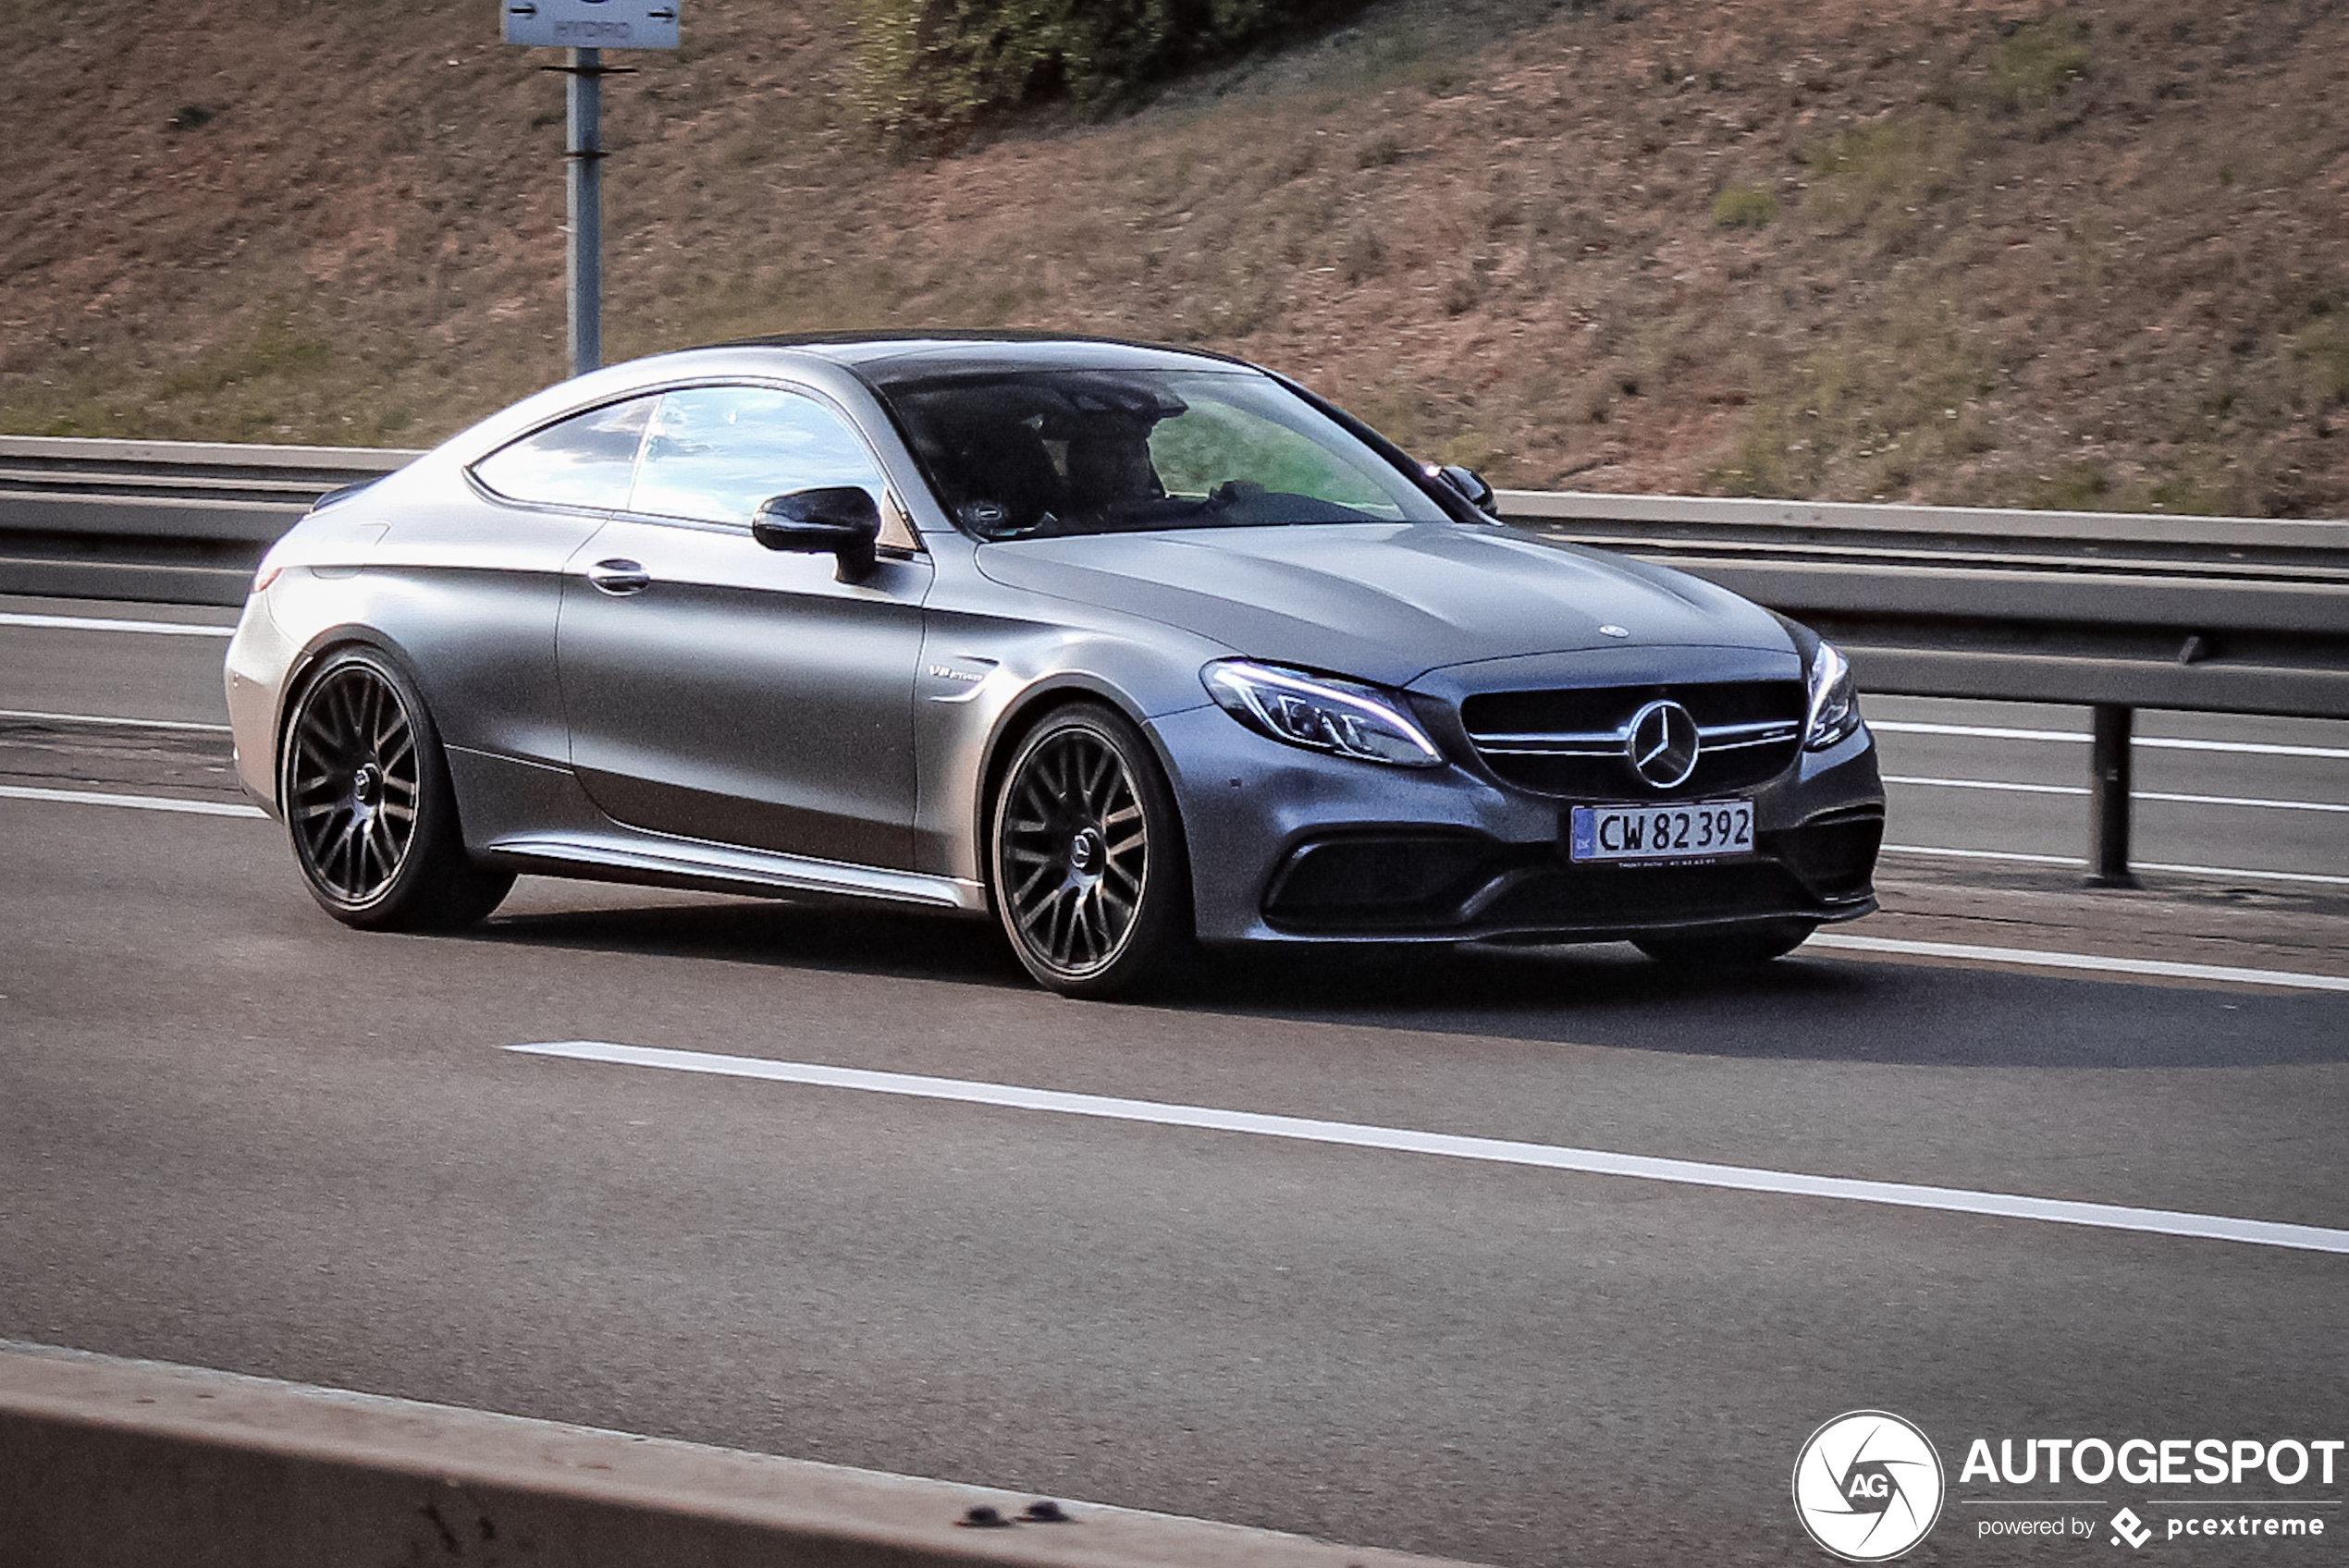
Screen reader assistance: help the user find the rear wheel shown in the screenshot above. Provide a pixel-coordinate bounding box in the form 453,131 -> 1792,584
990,704 -> 1191,998
1632,918 -> 1817,968
279,648 -> 512,931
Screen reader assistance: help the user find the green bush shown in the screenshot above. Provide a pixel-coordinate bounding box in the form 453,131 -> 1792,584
1987,17 -> 2087,113
851,0 -> 1370,143
2292,316 -> 2349,406
1710,182 -> 1777,228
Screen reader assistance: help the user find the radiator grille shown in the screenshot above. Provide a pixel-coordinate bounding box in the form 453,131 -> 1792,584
1459,680 -> 1806,799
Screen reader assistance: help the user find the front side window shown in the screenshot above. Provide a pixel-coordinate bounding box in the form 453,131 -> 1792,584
873,369 -> 1448,540
629,385 -> 885,528
471,397 -> 654,509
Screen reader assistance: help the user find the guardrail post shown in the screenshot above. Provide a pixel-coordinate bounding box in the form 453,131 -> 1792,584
2085,704 -> 2138,888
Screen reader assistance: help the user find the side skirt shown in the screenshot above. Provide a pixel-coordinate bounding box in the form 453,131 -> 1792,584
486,829 -> 986,913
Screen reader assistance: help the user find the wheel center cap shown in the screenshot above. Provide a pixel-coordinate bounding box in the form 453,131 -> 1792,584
351,764 -> 383,806
1068,827 -> 1105,876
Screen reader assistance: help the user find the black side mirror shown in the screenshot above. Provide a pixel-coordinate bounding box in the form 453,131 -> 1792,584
1435,464 -> 1496,514
753,486 -> 880,581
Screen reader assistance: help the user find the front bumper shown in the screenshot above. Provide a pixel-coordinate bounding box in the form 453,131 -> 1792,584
222,585 -> 300,820
1151,704 -> 1884,945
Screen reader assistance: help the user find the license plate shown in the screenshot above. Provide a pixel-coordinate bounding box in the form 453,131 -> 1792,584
1568,800 -> 1753,864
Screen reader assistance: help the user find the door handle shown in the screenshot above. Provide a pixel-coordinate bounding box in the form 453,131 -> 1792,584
587,558 -> 651,596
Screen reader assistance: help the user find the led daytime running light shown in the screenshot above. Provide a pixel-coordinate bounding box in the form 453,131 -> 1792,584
1203,660 -> 1444,768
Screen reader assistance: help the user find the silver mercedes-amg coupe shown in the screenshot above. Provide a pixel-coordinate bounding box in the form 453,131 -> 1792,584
225,334 -> 1883,997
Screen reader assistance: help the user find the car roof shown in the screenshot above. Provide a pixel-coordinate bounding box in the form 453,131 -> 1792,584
717,331 -> 1259,385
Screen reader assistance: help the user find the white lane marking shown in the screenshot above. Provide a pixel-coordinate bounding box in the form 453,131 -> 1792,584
2135,789 -> 2349,813
1888,774 -> 2085,797
1869,717 -> 2349,760
504,1041 -> 2349,1256
1807,934 -> 2349,993
0,784 -> 265,818
2137,734 -> 2349,760
0,611 -> 235,637
1873,720 -> 2088,743
1884,775 -> 2349,814
1879,842 -> 2349,887
1886,842 -> 2075,866
1872,721 -> 2349,760
0,708 -> 231,733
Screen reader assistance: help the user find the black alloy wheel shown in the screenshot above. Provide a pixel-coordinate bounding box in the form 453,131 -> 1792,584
1632,917 -> 1818,967
280,649 -> 512,930
991,704 -> 1189,998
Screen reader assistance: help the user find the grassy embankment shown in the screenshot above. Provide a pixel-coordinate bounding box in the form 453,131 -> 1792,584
2,0 -> 2344,512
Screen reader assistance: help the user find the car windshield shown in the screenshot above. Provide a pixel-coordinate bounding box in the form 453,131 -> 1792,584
872,368 -> 1451,541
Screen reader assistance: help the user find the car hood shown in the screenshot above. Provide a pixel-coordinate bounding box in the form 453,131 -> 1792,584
974,521 -> 1793,688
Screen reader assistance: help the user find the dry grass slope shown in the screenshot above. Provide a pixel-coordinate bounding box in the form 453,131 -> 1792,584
3,0 -> 2345,514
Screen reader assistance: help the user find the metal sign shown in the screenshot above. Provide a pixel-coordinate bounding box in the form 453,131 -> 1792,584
504,0 -> 679,51
504,0 -> 680,378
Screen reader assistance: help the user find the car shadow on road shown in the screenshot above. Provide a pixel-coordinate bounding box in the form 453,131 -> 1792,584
1170,940 -> 2349,1070
467,890 -> 1031,986
462,890 -> 2349,1071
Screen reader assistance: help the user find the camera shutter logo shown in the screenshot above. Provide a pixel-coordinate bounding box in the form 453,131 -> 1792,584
1792,1411 -> 1946,1562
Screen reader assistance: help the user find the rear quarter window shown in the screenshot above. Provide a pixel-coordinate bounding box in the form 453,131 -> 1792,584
471,398 -> 654,508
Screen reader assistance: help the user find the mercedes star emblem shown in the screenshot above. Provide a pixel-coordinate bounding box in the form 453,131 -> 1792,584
1625,699 -> 1701,789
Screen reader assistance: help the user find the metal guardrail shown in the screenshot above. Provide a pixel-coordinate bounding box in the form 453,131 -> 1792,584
4,436 -> 2345,884
0,435 -> 418,606
1499,490 -> 2349,886
1497,490 -> 2349,717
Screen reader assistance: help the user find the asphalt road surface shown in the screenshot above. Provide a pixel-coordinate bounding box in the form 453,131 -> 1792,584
3,595 -> 2345,1566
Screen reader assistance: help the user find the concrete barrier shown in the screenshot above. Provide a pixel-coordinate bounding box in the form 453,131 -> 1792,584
0,1341 -> 1482,1568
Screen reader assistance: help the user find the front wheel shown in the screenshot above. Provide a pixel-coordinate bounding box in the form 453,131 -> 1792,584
279,648 -> 513,931
1632,918 -> 1817,968
990,704 -> 1191,998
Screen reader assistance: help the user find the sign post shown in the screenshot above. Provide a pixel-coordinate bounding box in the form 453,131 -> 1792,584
562,46 -> 604,377
502,1 -> 682,379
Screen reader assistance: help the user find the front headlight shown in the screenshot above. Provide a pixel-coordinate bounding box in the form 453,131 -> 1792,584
1802,640 -> 1862,751
1202,660 -> 1445,768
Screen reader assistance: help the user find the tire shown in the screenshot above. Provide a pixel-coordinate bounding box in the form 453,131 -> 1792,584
1632,918 -> 1817,968
279,647 -> 514,931
990,703 -> 1191,998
